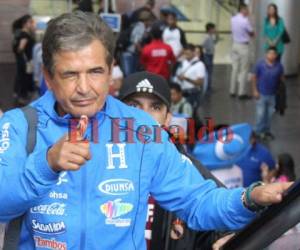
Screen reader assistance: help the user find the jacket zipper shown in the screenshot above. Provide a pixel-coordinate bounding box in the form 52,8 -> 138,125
79,165 -> 87,249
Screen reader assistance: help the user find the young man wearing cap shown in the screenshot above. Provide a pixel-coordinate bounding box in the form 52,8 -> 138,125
119,71 -> 225,250
0,12 -> 292,250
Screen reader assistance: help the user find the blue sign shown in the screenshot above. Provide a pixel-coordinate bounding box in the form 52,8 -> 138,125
100,13 -> 121,32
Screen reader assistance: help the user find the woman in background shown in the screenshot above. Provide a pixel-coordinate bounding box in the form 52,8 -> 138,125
263,3 -> 285,60
12,15 -> 36,104
274,153 -> 296,183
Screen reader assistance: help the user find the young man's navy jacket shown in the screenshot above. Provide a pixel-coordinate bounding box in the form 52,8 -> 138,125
0,91 -> 255,249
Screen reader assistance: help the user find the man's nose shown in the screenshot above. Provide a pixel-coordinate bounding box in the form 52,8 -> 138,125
76,74 -> 90,94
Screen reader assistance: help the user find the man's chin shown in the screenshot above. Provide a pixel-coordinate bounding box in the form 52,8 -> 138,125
70,109 -> 97,118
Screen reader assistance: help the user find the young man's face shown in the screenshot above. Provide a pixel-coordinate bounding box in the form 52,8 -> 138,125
171,89 -> 182,104
241,7 -> 249,16
266,50 -> 277,63
184,49 -> 194,61
124,92 -> 171,126
166,15 -> 176,27
44,39 -> 112,118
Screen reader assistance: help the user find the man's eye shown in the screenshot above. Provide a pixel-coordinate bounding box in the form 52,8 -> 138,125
90,69 -> 103,75
152,105 -> 161,111
62,72 -> 77,79
128,102 -> 138,108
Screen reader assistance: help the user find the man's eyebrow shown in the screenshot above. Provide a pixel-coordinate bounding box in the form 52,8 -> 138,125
151,100 -> 164,106
87,66 -> 105,72
60,70 -> 78,75
128,98 -> 142,105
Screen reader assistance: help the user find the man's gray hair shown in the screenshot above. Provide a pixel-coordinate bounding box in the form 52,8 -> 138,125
42,11 -> 115,76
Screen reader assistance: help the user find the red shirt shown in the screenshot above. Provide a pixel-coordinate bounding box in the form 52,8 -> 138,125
141,39 -> 176,79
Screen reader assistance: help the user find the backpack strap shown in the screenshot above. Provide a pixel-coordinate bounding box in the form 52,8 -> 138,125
21,105 -> 38,154
3,105 -> 38,250
178,102 -> 185,114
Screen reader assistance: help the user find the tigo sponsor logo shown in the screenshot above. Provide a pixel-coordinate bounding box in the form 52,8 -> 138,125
100,199 -> 133,227
0,123 -> 10,154
98,179 -> 134,196
32,220 -> 66,235
34,236 -> 67,250
30,203 -> 66,216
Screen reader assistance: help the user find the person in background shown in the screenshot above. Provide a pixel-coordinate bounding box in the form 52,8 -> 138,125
174,44 -> 206,109
119,71 -> 225,250
122,10 -> 152,76
273,154 -> 296,183
12,14 -> 36,105
194,45 -> 209,97
194,45 -> 204,62
130,0 -> 156,25
163,12 -> 187,59
268,153 -> 298,250
75,0 -> 93,12
154,8 -> 170,31
109,60 -> 124,97
230,3 -> 254,99
264,3 -> 285,61
32,31 -> 44,95
170,83 -> 193,117
202,22 -> 218,92
140,24 -> 176,80
252,46 -> 284,140
236,132 -> 276,187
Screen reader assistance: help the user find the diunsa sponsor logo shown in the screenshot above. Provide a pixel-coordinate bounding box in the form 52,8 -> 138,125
98,179 -> 134,196
0,123 -> 10,154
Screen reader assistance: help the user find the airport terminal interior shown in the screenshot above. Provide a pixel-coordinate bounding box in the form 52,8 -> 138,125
0,0 -> 299,173
0,0 -> 300,249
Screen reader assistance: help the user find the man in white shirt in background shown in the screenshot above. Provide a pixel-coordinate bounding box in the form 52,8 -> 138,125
162,11 -> 187,59
175,43 -> 206,109
230,3 -> 254,99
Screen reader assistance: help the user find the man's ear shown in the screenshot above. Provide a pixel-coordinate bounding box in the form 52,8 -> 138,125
164,112 -> 172,127
42,66 -> 53,90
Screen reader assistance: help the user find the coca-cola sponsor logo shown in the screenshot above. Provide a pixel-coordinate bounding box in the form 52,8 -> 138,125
34,236 -> 67,250
32,220 -> 66,235
30,203 -> 66,216
98,179 -> 134,196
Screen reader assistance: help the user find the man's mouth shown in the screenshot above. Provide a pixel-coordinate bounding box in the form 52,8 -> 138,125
72,98 -> 96,106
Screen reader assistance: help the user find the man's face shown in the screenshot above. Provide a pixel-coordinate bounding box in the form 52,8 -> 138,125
124,93 -> 170,126
194,47 -> 202,58
266,50 -> 277,62
171,89 -> 182,104
25,18 -> 35,33
44,39 -> 112,118
241,7 -> 249,16
184,49 -> 194,61
166,15 -> 176,27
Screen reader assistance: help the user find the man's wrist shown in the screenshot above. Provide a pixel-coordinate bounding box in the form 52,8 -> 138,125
242,181 -> 266,212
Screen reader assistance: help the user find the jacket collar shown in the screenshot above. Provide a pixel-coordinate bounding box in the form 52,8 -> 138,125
32,91 -> 120,124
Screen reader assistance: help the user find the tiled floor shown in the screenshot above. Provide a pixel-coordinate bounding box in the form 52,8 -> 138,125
201,65 -> 300,176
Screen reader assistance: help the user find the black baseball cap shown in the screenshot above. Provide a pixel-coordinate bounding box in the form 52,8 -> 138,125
119,71 -> 171,107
